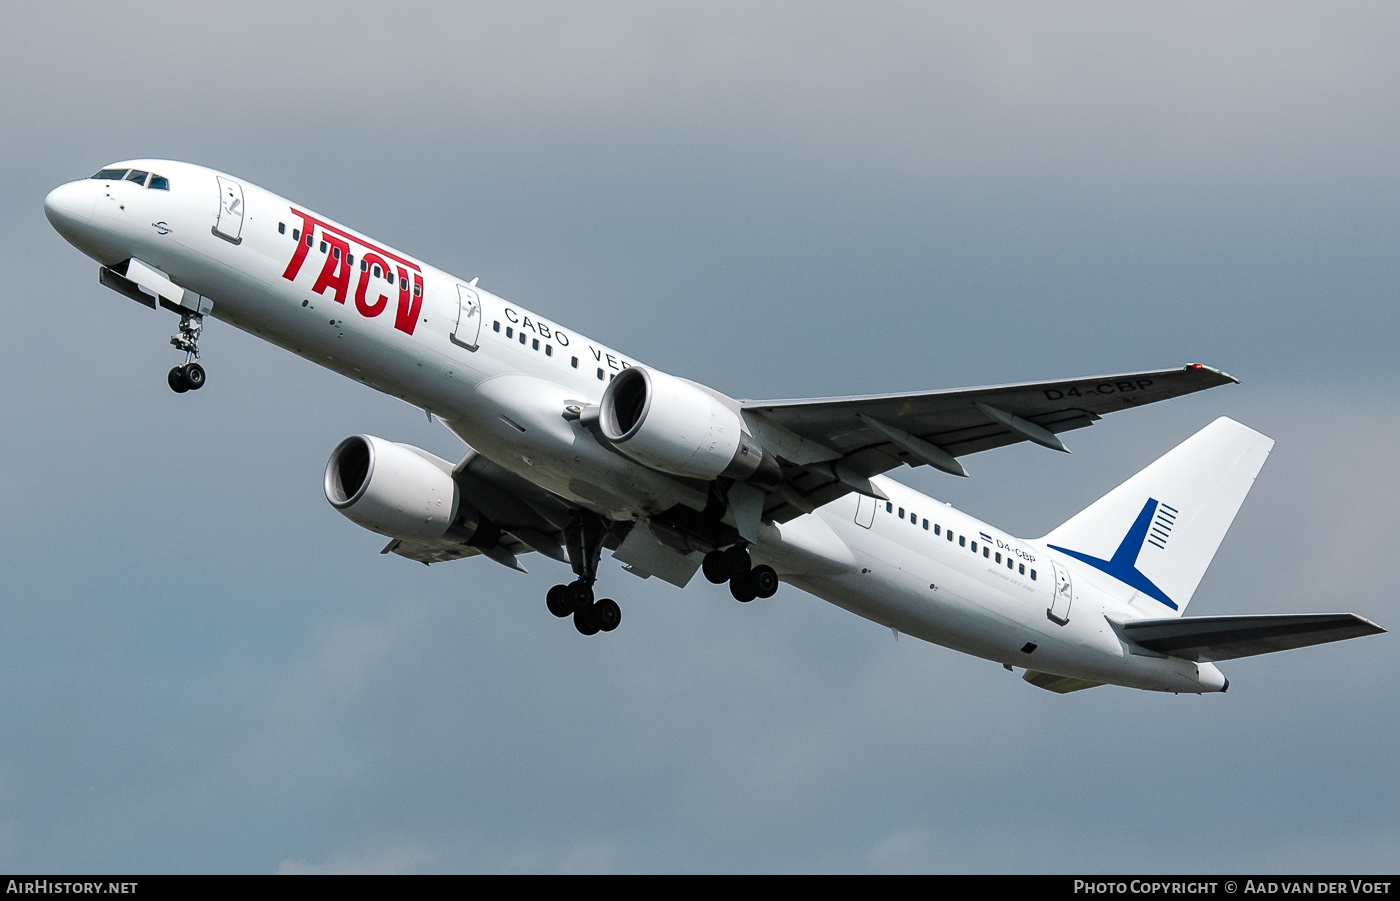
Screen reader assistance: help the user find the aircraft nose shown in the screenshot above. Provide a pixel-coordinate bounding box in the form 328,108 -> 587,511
44,180 -> 96,240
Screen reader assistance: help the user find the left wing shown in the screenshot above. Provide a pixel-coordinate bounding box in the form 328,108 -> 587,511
383,449 -> 576,570
742,364 -> 1237,522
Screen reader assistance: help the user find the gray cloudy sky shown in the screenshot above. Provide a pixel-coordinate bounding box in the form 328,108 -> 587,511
1,2 -> 1396,873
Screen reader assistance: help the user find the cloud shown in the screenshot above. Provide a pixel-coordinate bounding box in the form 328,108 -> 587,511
278,842 -> 436,875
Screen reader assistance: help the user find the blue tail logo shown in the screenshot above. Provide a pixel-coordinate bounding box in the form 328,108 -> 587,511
1048,498 -> 1178,610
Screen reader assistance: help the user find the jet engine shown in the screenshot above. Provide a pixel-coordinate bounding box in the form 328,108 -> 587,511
324,435 -> 483,542
598,367 -> 778,484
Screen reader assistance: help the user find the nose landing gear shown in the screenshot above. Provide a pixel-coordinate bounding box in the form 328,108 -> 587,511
167,311 -> 207,393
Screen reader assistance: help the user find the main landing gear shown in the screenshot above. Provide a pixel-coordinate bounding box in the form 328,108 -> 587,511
167,311 -> 206,393
702,545 -> 779,603
546,510 -> 623,636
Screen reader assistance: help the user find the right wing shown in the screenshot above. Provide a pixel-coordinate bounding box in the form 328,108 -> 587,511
743,364 -> 1238,523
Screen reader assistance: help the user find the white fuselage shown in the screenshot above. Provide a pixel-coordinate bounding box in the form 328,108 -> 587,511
45,160 -> 1226,694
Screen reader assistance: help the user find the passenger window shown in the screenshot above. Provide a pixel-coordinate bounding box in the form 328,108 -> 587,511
1031,570 -> 1037,581
971,541 -> 977,553
922,519 -> 929,530
360,260 -> 367,272
532,338 -> 539,350
571,356 -> 578,368
399,277 -> 408,290
519,333 -> 526,345
1019,564 -> 1025,574
597,368 -> 605,380
1008,558 -> 1014,570
278,223 -> 286,235
148,175 -> 169,190
305,234 -> 313,247
898,507 -> 904,519
506,327 -> 513,338
934,524 -> 940,535
126,170 -> 149,185
292,229 -> 300,241
958,536 -> 965,547
320,241 -> 328,253
333,247 -> 341,260
493,321 -> 500,332
886,502 -> 893,513
983,547 -> 989,558
413,283 -> 422,297
374,266 -> 383,278
91,169 -> 128,180
546,345 -> 553,356
347,254 -> 354,267
995,553 -> 1001,563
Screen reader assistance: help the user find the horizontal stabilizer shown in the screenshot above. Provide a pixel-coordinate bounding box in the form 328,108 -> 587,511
1120,613 -> 1385,662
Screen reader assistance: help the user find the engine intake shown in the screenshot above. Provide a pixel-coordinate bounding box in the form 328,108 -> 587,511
598,367 -> 777,484
325,435 -> 482,542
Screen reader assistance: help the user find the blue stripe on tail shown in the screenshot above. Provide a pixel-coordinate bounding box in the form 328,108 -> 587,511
1049,498 -> 1178,610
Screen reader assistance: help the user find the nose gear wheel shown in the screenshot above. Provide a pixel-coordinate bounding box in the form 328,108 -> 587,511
168,312 -> 208,392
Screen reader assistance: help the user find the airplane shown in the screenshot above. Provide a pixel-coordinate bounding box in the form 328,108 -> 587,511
43,159 -> 1384,694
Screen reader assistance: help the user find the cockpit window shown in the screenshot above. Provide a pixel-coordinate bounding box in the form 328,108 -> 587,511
148,175 -> 169,190
91,168 -> 129,180
126,170 -> 150,186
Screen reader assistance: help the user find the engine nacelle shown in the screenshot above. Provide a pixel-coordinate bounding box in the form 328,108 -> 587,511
598,367 -> 775,483
324,435 -> 477,541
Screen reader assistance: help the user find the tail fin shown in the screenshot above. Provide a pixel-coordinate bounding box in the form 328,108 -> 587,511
1041,417 -> 1274,616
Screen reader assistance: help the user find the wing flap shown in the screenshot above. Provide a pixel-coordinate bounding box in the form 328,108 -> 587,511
1120,613 -> 1385,662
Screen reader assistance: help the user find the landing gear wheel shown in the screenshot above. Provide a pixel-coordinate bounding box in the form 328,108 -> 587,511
750,564 -> 779,599
568,580 -> 595,611
574,605 -> 601,635
723,545 -> 752,580
546,584 -> 573,618
168,367 -> 189,393
182,362 -> 206,390
594,598 -> 622,632
702,551 -> 729,584
730,574 -> 758,603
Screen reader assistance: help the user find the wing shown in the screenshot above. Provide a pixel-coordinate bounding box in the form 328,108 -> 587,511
382,449 -> 576,571
1119,613 -> 1385,662
743,364 -> 1237,522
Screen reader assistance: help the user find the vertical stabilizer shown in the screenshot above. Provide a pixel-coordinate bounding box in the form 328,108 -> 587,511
1040,418 -> 1273,616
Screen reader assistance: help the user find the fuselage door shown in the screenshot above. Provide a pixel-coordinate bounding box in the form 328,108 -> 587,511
213,176 -> 245,244
855,495 -> 876,528
451,285 -> 482,351
1048,560 -> 1073,625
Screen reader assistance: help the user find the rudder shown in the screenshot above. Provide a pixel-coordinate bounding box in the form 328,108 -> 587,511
1040,417 -> 1274,616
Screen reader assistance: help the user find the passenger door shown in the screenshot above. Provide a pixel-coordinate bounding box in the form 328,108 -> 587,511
1049,560 -> 1073,625
213,176 -> 245,244
451,284 -> 481,351
855,495 -> 876,528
